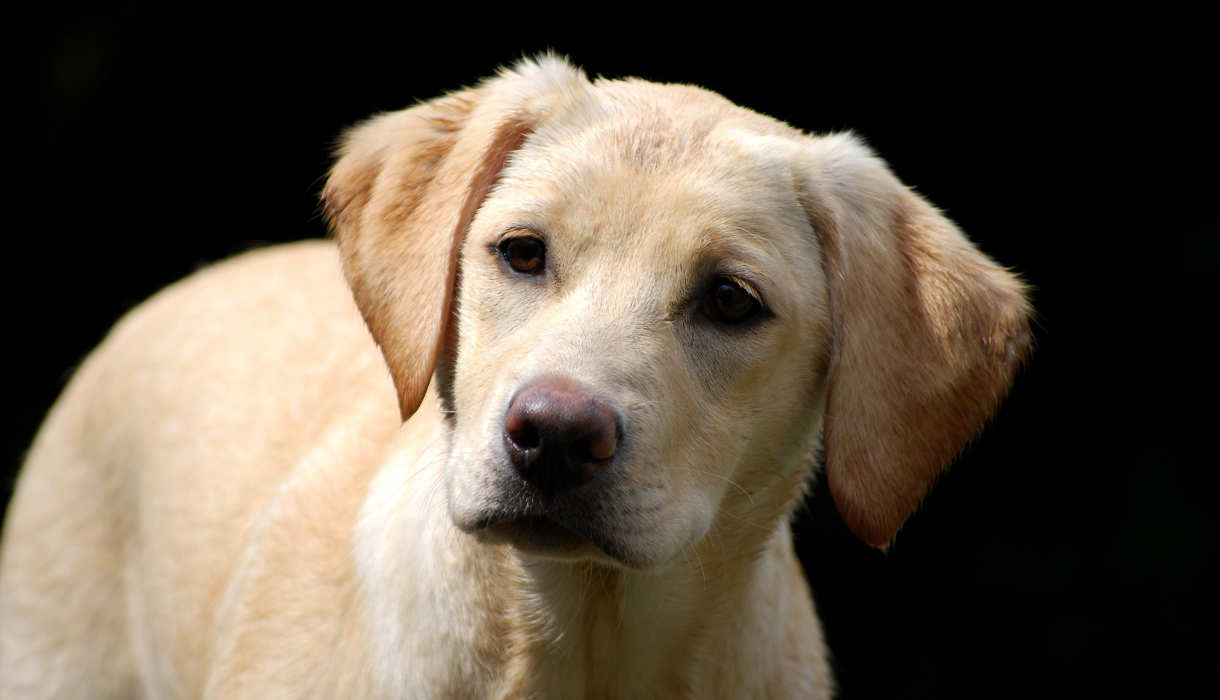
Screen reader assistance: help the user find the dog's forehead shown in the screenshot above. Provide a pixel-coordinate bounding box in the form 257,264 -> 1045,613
488,83 -> 811,262
530,80 -> 801,184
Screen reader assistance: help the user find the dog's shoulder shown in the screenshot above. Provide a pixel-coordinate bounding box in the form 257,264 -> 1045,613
7,240 -> 404,696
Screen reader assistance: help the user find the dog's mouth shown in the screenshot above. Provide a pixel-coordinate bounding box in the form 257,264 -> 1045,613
449,449 -> 655,567
469,512 -> 632,565
459,504 -> 627,564
476,515 -> 591,553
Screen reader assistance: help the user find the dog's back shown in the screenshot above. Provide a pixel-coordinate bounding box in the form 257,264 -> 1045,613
0,242 -> 396,696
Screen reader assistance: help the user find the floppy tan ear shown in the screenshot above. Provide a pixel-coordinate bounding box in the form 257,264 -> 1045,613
797,133 -> 1033,549
323,56 -> 588,419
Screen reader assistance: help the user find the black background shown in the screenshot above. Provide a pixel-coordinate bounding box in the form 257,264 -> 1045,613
9,6 -> 1216,698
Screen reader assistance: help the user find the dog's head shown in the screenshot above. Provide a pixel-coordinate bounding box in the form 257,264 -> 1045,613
324,57 -> 1031,568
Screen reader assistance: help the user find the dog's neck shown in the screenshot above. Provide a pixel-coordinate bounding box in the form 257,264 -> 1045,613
484,516 -> 804,698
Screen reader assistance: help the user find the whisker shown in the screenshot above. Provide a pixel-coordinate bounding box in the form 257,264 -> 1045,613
667,467 -> 753,503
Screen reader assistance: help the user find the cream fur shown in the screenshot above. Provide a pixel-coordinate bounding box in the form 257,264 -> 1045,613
1,56 -> 1029,698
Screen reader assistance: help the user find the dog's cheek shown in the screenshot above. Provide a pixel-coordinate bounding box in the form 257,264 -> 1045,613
445,271 -> 554,508
617,351 -> 730,552
450,270 -> 523,413
671,316 -> 826,501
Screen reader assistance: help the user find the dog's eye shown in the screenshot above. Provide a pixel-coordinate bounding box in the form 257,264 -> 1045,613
498,236 -> 546,275
702,278 -> 763,325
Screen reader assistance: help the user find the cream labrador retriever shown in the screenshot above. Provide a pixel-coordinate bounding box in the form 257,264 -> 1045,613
0,56 -> 1031,698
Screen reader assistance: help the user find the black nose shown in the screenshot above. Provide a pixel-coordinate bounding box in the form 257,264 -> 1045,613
503,376 -> 619,495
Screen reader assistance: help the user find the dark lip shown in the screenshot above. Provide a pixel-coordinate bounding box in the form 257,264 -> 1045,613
477,514 -> 592,552
454,461 -> 637,565
462,502 -> 656,569
463,499 -> 632,564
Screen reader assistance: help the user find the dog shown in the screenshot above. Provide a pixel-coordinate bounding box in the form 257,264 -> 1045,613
1,56 -> 1031,698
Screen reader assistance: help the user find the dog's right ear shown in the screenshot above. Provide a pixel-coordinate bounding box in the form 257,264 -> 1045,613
795,133 -> 1032,550
323,56 -> 589,420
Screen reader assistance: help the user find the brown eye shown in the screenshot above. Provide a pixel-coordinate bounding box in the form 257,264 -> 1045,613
498,236 -> 546,275
702,278 -> 763,325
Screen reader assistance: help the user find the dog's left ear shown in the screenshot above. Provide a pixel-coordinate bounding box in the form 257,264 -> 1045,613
323,56 -> 589,420
796,133 -> 1033,549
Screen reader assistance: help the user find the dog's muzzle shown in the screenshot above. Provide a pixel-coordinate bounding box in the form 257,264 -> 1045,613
456,374 -> 630,561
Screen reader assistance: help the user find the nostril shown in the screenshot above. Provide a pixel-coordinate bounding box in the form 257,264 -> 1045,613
504,413 -> 541,451
568,439 -> 596,465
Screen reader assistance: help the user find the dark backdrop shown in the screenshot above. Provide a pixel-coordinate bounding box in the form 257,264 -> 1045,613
9,7 -> 1215,698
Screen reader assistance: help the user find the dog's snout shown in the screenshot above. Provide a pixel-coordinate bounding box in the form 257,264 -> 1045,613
503,377 -> 618,494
